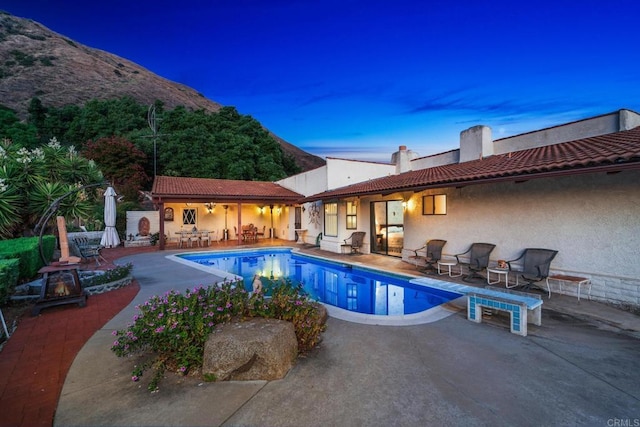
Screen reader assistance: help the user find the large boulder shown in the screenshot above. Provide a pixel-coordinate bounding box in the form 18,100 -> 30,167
202,318 -> 298,381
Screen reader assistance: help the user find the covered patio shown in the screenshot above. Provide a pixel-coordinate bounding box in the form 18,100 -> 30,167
151,176 -> 304,249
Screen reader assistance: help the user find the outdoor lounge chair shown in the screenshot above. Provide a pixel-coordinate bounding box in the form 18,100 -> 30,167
507,248 -> 558,298
342,231 -> 366,254
72,236 -> 107,266
409,239 -> 447,272
455,243 -> 496,281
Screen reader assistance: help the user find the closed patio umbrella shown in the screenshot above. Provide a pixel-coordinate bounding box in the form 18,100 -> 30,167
100,186 -> 120,248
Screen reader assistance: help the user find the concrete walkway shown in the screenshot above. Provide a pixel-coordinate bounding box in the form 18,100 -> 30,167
55,247 -> 640,426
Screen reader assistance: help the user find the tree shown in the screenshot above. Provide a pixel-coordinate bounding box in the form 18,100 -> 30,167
0,106 -> 39,148
83,136 -> 149,201
27,97 -> 47,133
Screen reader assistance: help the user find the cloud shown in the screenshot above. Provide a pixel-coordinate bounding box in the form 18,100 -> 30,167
403,88 -> 600,124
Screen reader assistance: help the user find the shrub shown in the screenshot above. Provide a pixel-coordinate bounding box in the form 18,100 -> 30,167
80,263 -> 133,288
111,279 -> 326,391
246,280 -> 326,352
0,258 -> 20,304
0,236 -> 55,280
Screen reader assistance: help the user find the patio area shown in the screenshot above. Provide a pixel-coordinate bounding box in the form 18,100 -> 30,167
2,240 -> 639,426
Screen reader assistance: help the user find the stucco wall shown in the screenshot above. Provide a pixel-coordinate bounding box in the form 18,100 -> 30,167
277,165 -> 328,197
492,110 -> 640,154
411,150 -> 460,170
326,158 -> 395,190
126,211 -> 159,239
401,170 -> 640,306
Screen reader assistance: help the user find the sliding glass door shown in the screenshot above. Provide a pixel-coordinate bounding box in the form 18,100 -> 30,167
370,200 -> 404,257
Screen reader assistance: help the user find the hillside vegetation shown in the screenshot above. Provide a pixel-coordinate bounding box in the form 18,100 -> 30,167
0,11 -> 325,172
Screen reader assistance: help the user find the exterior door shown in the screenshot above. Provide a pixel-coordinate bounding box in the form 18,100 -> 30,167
370,200 -> 404,257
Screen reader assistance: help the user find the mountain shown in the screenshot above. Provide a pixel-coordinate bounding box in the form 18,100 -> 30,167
0,11 -> 325,172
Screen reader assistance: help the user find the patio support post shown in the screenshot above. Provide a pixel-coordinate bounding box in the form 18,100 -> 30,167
237,202 -> 242,244
270,204 -> 274,239
158,201 -> 165,250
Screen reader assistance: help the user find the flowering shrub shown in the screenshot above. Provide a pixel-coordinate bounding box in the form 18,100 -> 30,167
246,280 -> 326,352
111,279 -> 325,391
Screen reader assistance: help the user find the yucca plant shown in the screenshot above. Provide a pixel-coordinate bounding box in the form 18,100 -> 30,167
0,177 -> 23,238
0,137 -> 106,238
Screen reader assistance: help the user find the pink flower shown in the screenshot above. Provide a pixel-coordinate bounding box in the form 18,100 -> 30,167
132,375 -> 139,382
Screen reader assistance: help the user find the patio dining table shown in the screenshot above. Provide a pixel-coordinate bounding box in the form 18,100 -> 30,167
241,227 -> 257,242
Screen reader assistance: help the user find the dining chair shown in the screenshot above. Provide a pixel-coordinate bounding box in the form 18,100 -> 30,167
179,232 -> 191,248
199,231 -> 210,247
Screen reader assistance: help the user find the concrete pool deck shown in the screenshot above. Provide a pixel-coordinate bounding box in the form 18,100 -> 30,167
54,244 -> 640,426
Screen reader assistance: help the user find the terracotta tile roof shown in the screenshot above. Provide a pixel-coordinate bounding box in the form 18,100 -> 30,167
152,176 -> 303,202
302,127 -> 640,202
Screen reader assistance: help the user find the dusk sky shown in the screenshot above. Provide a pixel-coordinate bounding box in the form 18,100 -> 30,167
4,1 -> 640,162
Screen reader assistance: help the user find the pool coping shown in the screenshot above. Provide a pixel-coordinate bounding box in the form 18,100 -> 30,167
166,246 -> 465,326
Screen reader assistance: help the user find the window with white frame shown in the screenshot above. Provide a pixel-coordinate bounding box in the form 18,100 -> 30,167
324,202 -> 338,237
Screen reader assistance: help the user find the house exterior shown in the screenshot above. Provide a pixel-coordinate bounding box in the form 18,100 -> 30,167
151,109 -> 640,308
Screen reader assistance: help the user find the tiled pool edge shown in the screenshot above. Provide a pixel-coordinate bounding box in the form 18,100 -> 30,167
166,247 -> 465,326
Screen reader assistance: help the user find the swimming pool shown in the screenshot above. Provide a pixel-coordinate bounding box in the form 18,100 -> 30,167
168,248 -> 463,325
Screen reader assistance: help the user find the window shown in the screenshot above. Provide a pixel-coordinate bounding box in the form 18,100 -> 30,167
422,194 -> 447,215
346,201 -> 357,229
347,283 -> 357,310
183,208 -> 197,225
324,202 -> 338,237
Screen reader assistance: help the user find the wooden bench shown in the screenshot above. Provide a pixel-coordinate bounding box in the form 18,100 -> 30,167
548,275 -> 591,302
467,286 -> 543,337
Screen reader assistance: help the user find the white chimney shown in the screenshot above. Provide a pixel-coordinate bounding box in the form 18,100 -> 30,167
391,145 -> 416,174
459,125 -> 493,162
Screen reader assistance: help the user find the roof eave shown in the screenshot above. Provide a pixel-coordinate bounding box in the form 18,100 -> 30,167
299,162 -> 640,203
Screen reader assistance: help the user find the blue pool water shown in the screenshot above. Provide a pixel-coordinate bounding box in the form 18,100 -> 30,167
177,248 -> 461,316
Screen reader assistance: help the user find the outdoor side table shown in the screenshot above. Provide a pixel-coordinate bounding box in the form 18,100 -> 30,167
437,260 -> 462,277
487,267 -> 509,286
32,264 -> 87,316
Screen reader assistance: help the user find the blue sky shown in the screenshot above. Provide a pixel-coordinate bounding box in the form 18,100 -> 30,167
4,0 -> 640,162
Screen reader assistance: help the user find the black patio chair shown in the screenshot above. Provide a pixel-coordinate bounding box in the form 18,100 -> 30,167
455,243 -> 496,281
507,248 -> 558,297
342,231 -> 366,254
410,239 -> 447,273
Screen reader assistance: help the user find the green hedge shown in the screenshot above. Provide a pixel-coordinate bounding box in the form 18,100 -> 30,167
0,235 -> 55,281
0,258 -> 20,304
